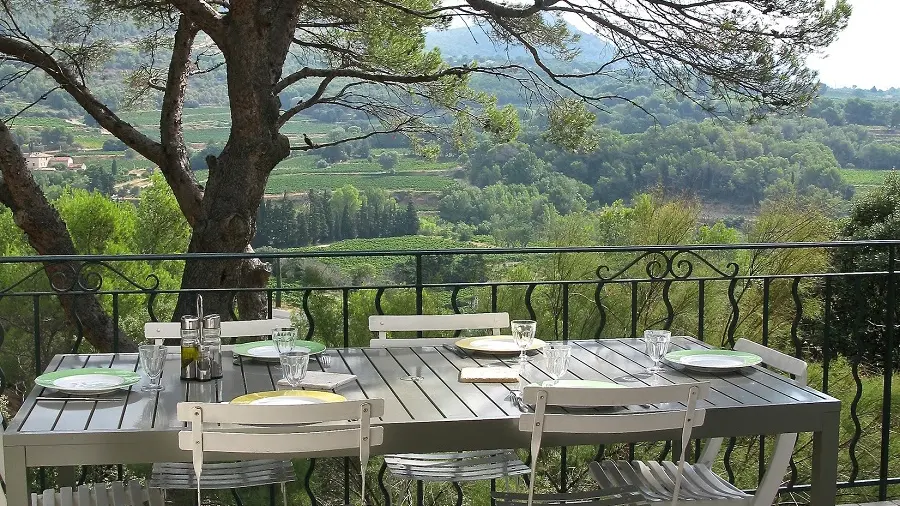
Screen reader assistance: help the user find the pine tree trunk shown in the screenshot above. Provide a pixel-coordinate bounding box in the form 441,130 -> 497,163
173,2 -> 295,320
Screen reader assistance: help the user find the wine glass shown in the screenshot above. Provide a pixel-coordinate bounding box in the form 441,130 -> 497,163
644,330 -> 672,374
279,349 -> 310,388
511,320 -> 537,365
272,326 -> 297,355
543,343 -> 571,386
139,344 -> 167,392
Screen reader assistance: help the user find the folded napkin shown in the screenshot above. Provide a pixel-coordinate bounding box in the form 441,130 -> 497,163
458,367 -> 520,383
277,371 -> 357,391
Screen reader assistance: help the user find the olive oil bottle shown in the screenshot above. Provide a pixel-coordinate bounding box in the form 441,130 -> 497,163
180,315 -> 201,379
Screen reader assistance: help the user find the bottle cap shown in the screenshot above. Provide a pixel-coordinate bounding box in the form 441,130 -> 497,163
202,314 -> 222,329
180,315 -> 201,330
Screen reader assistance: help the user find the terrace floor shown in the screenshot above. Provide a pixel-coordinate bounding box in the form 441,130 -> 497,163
855,502 -> 900,506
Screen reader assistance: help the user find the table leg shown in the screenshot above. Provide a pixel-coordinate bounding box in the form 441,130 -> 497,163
811,408 -> 840,506
4,445 -> 28,505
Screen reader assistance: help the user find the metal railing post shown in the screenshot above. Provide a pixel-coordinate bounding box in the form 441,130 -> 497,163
275,257 -> 282,308
880,245 -> 895,500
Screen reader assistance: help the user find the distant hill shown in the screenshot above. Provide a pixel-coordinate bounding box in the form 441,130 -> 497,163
425,23 -> 615,64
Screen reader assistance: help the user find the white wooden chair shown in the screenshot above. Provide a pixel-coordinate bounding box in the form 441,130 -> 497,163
146,317 -> 295,500
590,339 -> 807,506
30,482 -> 164,506
368,313 -> 531,487
368,312 -> 509,348
144,317 -> 291,345
0,418 -> 161,506
523,381 -> 710,506
177,398 -> 384,506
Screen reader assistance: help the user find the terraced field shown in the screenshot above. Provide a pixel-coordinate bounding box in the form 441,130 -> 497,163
840,168 -> 893,188
16,105 -> 461,198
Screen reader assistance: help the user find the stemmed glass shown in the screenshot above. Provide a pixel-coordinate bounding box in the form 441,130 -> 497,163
543,343 -> 571,386
139,344 -> 167,392
279,349 -> 310,388
511,320 -> 537,365
272,326 -> 298,356
644,330 -> 672,374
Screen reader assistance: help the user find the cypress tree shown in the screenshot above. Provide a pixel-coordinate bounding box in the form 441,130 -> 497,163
322,189 -> 334,242
404,202 -> 419,235
341,205 -> 356,239
296,208 -> 310,246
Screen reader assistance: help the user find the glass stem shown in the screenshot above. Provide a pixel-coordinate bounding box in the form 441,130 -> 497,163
520,350 -> 527,364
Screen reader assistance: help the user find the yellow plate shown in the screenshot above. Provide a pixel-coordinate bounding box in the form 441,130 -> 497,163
231,390 -> 346,405
455,335 -> 546,355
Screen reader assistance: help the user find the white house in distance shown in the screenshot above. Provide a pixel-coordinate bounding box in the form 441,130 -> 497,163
24,152 -> 52,171
24,153 -> 87,171
49,156 -> 87,171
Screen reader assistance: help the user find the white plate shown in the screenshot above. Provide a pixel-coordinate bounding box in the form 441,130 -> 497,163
467,338 -> 519,352
663,349 -> 762,373
680,355 -> 747,368
246,345 -> 312,360
248,396 -> 328,405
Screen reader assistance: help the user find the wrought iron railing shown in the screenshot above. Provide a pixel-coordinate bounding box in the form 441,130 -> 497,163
0,241 -> 898,504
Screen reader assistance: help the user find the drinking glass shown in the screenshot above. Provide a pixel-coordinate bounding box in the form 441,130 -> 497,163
511,320 -> 537,364
272,326 -> 297,355
543,343 -> 571,385
139,344 -> 167,392
279,349 -> 310,388
644,330 -> 672,374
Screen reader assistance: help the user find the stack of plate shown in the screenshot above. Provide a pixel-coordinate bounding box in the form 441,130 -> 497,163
233,340 -> 326,361
664,349 -> 762,373
230,390 -> 346,405
35,368 -> 140,395
454,336 -> 546,355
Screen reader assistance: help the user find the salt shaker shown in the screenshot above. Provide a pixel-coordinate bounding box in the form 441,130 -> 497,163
201,314 -> 223,380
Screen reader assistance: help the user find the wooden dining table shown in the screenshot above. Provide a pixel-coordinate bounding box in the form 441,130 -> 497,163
2,337 -> 841,505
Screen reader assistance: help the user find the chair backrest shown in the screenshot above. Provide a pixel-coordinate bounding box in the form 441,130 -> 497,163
145,318 -> 291,345
520,382 -> 710,506
368,313 -> 509,347
178,399 -> 384,505
697,339 -> 808,506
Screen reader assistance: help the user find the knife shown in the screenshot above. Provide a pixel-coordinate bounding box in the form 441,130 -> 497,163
442,344 -> 468,358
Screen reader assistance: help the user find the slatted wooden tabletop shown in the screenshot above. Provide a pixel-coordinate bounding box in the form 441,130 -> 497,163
2,337 -> 842,505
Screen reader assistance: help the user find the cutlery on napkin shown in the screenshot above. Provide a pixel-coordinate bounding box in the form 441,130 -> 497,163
276,371 -> 357,390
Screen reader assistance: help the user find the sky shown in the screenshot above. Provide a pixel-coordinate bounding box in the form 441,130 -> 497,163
808,0 -> 900,89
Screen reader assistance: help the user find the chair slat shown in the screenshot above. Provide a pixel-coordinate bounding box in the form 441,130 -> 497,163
368,313 -> 509,333
145,318 -> 291,340
176,399 -> 384,425
109,482 -> 125,506
521,382 -> 710,407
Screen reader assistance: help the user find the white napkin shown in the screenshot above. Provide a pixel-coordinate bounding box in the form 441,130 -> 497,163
276,371 -> 357,390
458,367 -> 520,383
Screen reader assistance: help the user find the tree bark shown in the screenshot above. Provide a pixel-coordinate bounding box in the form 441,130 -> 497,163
0,121 -> 136,353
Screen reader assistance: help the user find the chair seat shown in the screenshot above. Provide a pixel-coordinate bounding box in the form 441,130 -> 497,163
31,481 -> 163,506
590,460 -> 753,504
384,450 -> 530,482
492,486 -> 650,506
149,459 -> 295,490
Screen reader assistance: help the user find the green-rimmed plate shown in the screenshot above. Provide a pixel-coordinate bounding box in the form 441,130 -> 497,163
664,349 -> 762,373
455,335 -> 546,355
233,340 -> 326,361
35,368 -> 140,395
231,390 -> 346,405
